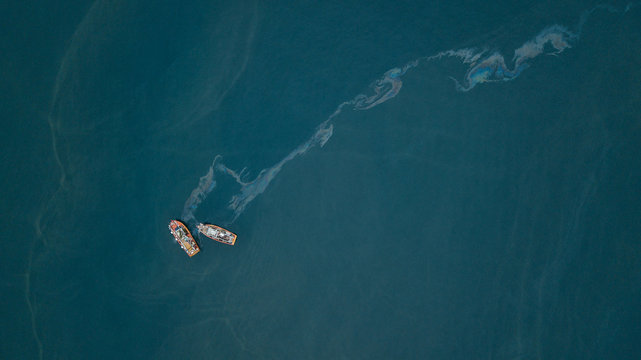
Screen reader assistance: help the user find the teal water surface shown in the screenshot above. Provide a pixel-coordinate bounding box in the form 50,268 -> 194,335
2,0 -> 641,358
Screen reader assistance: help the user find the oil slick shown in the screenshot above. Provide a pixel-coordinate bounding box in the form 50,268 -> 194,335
353,61 -> 418,110
452,25 -> 575,91
182,156 -> 219,224
183,3 -> 638,225
218,120 -> 333,222
183,121 -> 334,224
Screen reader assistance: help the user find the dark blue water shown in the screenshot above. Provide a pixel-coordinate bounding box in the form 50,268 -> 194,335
3,1 -> 641,358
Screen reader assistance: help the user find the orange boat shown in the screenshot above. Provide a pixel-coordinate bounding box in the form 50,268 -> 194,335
197,223 -> 237,246
169,220 -> 200,257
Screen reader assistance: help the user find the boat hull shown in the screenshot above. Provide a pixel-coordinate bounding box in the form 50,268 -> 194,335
169,220 -> 200,257
197,223 -> 237,246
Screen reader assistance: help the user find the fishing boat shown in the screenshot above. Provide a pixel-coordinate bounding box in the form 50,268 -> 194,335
169,220 -> 200,257
197,223 -> 237,246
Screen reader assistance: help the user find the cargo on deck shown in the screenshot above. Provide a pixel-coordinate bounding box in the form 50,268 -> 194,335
197,223 -> 237,246
169,220 -> 200,257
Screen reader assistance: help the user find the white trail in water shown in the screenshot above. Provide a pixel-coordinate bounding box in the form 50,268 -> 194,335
183,3 -> 637,225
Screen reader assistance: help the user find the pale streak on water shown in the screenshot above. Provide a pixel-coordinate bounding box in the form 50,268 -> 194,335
182,3 -> 638,225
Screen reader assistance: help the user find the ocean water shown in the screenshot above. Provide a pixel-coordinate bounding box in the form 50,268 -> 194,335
3,0 -> 641,358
